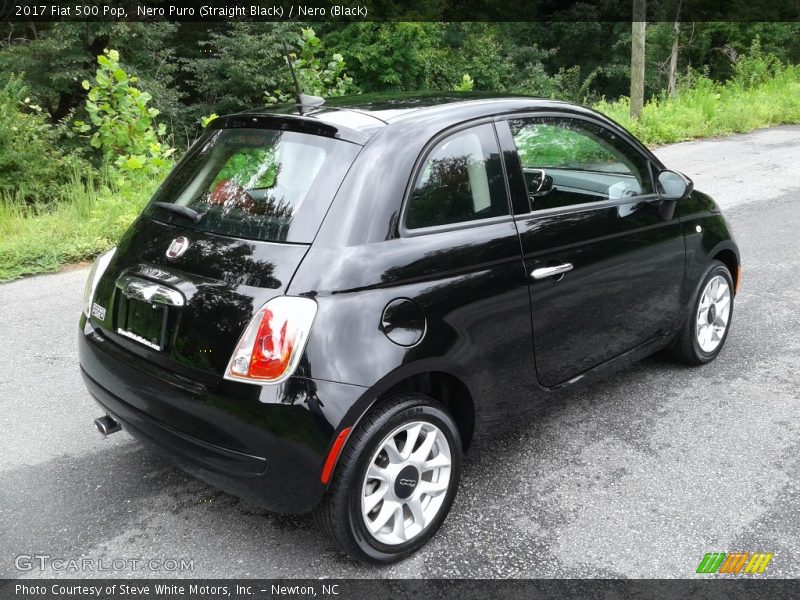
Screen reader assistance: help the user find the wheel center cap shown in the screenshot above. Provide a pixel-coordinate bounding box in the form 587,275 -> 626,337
708,304 -> 717,324
394,465 -> 420,499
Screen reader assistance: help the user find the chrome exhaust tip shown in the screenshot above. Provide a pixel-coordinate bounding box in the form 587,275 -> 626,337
94,415 -> 121,436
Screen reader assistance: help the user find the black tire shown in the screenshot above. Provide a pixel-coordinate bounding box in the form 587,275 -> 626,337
315,393 -> 462,564
669,260 -> 735,365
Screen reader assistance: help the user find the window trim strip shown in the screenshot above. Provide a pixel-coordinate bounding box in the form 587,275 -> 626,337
513,193 -> 662,221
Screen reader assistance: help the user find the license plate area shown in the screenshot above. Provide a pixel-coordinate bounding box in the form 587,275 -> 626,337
117,298 -> 168,351
114,274 -> 185,352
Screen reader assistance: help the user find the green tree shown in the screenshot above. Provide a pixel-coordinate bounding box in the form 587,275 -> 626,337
0,23 -> 180,123
323,23 -> 438,91
325,23 -> 561,96
181,23 -> 295,116
74,49 -> 174,178
266,27 -> 356,102
2,20 -> 800,154
0,75 -> 86,203
452,74 -> 474,92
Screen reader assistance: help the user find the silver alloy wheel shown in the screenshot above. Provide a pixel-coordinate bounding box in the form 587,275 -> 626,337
360,420 -> 452,545
696,274 -> 732,353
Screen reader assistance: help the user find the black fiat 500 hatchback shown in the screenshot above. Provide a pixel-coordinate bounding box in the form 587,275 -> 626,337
79,94 -> 740,563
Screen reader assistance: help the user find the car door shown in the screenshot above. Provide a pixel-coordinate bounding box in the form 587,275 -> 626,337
495,114 -> 685,387
395,121 -> 537,400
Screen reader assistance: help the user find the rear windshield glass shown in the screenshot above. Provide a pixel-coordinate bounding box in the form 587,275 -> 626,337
144,128 -> 360,243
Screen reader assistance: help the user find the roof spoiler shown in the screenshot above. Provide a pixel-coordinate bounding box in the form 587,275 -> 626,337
208,113 -> 369,145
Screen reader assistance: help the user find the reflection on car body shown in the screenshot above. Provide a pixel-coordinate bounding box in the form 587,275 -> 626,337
79,93 -> 740,563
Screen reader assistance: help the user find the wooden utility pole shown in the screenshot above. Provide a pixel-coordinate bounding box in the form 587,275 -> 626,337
630,0 -> 646,119
667,0 -> 683,97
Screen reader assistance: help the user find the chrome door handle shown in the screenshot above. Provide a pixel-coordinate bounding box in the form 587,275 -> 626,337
531,263 -> 573,280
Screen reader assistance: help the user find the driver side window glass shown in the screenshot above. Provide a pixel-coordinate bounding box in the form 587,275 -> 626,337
509,117 -> 653,211
406,123 -> 509,230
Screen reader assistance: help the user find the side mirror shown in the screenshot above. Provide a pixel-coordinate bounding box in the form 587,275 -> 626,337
657,170 -> 693,201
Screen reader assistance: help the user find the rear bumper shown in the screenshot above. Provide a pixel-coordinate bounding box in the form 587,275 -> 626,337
79,316 -> 369,514
82,369 -> 268,476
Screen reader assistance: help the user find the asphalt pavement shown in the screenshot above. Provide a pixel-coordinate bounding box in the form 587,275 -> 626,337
1,125 -> 798,579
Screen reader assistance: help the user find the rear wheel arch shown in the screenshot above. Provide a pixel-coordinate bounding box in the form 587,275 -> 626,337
382,371 -> 475,452
321,369 -> 475,491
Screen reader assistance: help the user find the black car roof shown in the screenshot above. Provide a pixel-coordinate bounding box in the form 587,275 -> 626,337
214,92 -> 581,144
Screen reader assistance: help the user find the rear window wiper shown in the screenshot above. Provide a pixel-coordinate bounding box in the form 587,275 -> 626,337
154,202 -> 203,223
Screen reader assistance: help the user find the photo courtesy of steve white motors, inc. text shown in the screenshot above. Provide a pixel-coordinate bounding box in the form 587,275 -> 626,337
13,583 -> 341,597
12,3 -> 370,18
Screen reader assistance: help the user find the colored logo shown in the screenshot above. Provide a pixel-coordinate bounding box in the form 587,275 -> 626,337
696,552 -> 773,575
166,236 -> 189,259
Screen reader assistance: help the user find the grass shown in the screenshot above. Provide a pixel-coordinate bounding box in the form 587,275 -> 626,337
1,65 -> 799,282
594,65 -> 800,145
0,173 -> 155,281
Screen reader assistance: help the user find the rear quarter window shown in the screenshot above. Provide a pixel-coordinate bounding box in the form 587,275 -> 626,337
145,128 -> 360,243
405,123 -> 510,230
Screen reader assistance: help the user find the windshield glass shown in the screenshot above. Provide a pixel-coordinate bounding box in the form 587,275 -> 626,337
145,128 -> 360,243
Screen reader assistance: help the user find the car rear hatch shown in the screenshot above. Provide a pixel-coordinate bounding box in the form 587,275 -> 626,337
86,116 -> 362,385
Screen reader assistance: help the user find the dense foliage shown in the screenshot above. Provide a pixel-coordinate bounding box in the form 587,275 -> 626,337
74,49 -> 175,178
4,22 -> 798,148
0,75 -> 87,203
0,22 -> 799,280
266,27 -> 355,103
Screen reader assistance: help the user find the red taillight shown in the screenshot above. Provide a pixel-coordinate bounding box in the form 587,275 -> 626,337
224,296 -> 317,384
249,308 -> 293,379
